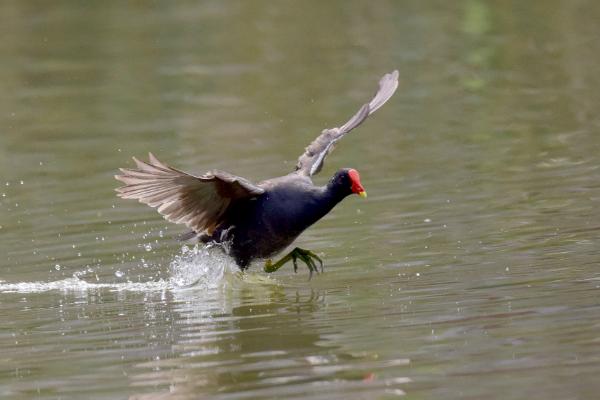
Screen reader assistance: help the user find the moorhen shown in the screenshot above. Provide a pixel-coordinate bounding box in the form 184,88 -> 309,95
115,70 -> 398,277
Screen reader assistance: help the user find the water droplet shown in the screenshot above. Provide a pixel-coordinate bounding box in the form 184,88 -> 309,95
144,243 -> 152,252
424,218 -> 431,223
115,270 -> 124,278
54,264 -> 61,271
19,180 -> 24,185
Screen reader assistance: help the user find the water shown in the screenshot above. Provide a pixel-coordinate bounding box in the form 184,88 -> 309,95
1,1 -> 600,399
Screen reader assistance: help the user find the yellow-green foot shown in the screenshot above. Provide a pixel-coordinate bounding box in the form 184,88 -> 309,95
264,247 -> 323,279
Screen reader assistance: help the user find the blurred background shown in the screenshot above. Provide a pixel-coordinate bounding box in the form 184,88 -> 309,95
1,1 -> 599,399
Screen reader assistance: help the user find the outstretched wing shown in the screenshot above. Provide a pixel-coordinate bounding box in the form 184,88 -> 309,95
115,153 -> 264,234
295,70 -> 399,176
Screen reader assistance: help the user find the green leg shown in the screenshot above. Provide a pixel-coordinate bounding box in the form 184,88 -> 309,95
264,247 -> 324,279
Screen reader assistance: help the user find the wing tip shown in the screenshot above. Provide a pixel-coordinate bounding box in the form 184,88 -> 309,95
114,173 -> 128,184
131,156 -> 145,169
148,152 -> 160,165
368,69 -> 400,113
383,69 -> 399,83
114,185 -> 125,196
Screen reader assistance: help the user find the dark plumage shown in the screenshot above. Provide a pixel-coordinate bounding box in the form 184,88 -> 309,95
115,71 -> 399,274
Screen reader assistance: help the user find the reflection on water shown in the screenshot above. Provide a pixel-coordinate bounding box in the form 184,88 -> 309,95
128,285 -> 410,400
1,1 -> 600,399
0,254 -> 412,399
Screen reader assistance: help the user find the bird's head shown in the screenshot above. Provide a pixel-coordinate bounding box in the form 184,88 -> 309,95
331,168 -> 367,198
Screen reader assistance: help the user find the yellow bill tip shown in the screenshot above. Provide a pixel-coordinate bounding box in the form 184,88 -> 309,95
358,191 -> 367,198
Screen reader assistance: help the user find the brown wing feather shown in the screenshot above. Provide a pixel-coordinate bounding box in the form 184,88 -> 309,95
115,153 -> 264,234
296,70 -> 399,176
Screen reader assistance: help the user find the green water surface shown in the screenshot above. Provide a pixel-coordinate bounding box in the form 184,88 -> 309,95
1,1 -> 600,399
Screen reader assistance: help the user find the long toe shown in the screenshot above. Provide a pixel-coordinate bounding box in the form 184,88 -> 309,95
299,249 -> 323,275
302,254 -> 319,280
309,252 -> 324,273
298,253 -> 314,280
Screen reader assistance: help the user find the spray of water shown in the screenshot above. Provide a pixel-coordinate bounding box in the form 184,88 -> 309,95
169,244 -> 236,288
0,244 -> 247,294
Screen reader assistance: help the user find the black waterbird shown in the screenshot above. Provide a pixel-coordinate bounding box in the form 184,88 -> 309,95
115,71 -> 399,277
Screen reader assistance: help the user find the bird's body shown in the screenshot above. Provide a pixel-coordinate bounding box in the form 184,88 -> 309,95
115,71 -> 399,276
203,172 -> 350,268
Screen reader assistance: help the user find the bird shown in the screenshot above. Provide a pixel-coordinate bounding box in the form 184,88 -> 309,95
115,70 -> 399,278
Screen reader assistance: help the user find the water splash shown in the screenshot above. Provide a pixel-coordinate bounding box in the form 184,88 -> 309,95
0,244 -> 241,294
0,277 -> 171,293
169,244 -> 236,288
